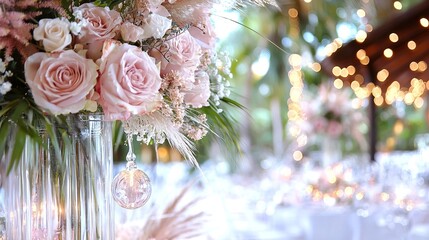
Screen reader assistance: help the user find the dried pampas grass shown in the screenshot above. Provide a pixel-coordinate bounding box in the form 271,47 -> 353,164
116,182 -> 209,240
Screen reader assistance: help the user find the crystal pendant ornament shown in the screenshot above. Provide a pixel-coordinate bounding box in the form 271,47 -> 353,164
111,136 -> 151,209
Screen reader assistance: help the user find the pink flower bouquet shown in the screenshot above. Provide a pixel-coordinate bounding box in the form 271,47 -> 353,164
0,0 -> 280,165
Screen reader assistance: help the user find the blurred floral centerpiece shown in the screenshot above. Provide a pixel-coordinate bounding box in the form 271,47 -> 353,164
299,82 -> 367,165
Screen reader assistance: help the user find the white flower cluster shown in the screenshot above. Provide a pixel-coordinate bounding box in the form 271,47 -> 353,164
70,10 -> 89,35
0,57 -> 13,95
207,51 -> 233,113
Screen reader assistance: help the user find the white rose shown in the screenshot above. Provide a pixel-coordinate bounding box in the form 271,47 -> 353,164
142,6 -> 172,39
33,18 -> 72,52
120,22 -> 145,42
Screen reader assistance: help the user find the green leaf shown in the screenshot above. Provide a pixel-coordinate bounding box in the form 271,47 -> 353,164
10,100 -> 28,121
0,120 -> 10,161
7,125 -> 26,174
44,118 -> 62,163
0,99 -> 19,117
112,120 -> 124,153
15,118 -> 44,149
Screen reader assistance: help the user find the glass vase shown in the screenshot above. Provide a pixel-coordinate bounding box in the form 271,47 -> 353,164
3,113 -> 114,240
321,136 -> 342,168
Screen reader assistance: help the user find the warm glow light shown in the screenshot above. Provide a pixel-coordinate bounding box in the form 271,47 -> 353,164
360,56 -> 370,65
389,33 -> 399,42
386,137 -> 396,149
356,30 -> 367,43
351,81 -> 360,90
290,87 -> 303,102
376,69 -> 389,82
381,192 -> 390,201
327,175 -> 337,184
408,41 -> 416,50
288,8 -> 299,18
420,18 -> 429,27
418,61 -> 427,71
289,54 -> 302,67
345,186 -> 354,196
297,135 -> 308,147
334,79 -> 344,89
293,150 -> 303,161
410,61 -> 419,71
357,9 -> 366,18
374,96 -> 384,106
332,66 -> 341,76
312,62 -> 321,72
340,68 -> 348,77
334,38 -> 343,47
414,97 -> 424,108
372,86 -> 382,97
383,48 -> 393,58
404,92 -> 414,105
158,146 -> 169,162
356,49 -> 366,60
394,1 -> 402,10
394,121 -> 404,135
356,192 -> 364,201
347,65 -> 356,75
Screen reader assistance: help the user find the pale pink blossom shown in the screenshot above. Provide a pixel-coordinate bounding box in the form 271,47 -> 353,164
24,50 -> 98,115
74,3 -> 122,60
153,31 -> 202,76
183,71 -> 210,108
188,11 -> 216,48
98,41 -> 162,120
326,120 -> 343,137
120,22 -> 145,42
33,18 -> 72,52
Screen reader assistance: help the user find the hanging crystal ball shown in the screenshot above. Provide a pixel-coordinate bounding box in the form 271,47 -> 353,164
111,162 -> 152,209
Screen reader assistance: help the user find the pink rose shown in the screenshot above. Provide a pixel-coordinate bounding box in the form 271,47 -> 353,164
74,3 -> 122,60
98,42 -> 162,120
152,31 -> 201,75
25,50 -> 98,115
183,71 -> 210,108
120,22 -> 145,42
187,11 -> 216,48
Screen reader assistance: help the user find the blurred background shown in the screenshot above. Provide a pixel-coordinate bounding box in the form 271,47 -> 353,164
114,1 -> 429,239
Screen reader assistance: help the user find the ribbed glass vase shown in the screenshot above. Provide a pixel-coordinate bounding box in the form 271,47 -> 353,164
3,113 -> 114,240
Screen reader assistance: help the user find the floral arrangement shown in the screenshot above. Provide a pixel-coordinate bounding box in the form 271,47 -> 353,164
299,82 -> 367,151
0,0 -> 277,169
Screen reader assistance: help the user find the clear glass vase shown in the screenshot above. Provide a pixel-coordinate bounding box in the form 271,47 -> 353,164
3,113 -> 114,240
321,136 -> 342,168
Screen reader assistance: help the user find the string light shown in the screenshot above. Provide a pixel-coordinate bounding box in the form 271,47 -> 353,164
383,48 -> 393,58
389,33 -> 399,42
355,30 -> 367,43
357,9 -> 366,18
420,18 -> 429,27
393,1 -> 402,10
408,40 -> 416,50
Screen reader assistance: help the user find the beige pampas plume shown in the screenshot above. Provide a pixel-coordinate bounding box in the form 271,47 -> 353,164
116,181 -> 209,240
